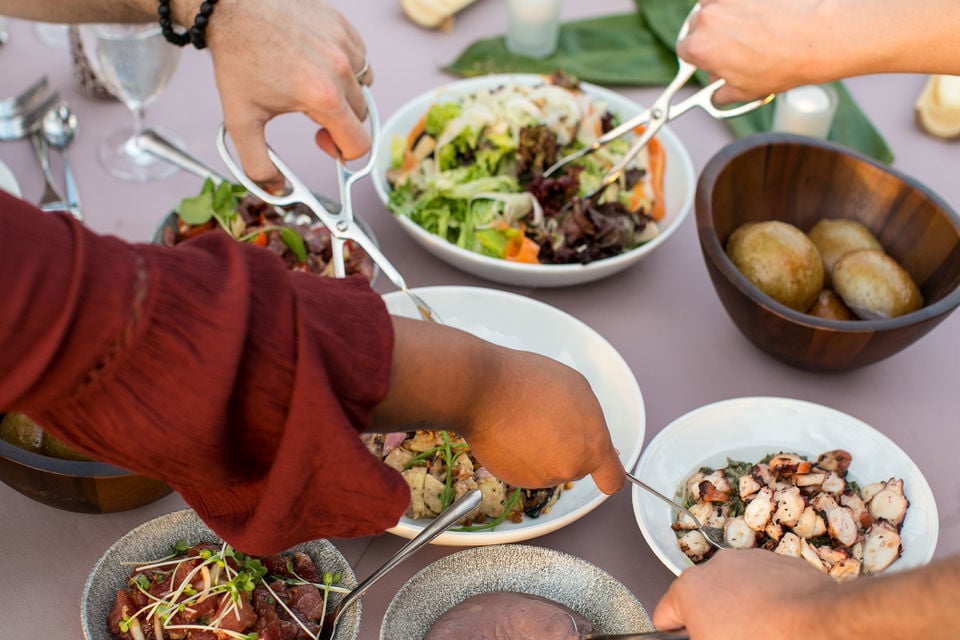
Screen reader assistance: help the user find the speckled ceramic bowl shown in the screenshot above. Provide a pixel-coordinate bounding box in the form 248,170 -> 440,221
81,509 -> 360,640
380,544 -> 652,639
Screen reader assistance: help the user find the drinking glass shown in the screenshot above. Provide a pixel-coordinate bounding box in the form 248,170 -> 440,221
79,23 -> 183,181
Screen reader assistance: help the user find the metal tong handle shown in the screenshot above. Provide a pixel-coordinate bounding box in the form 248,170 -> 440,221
325,489 -> 482,636
582,55 -> 697,200
329,86 -> 381,277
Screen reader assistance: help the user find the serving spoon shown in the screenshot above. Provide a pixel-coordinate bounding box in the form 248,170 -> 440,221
626,472 -> 727,551
41,100 -> 82,220
318,488 -> 482,640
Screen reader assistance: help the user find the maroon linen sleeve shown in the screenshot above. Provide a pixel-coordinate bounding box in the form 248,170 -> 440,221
0,191 -> 408,554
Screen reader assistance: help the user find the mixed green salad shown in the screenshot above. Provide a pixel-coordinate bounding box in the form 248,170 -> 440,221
385,73 -> 666,265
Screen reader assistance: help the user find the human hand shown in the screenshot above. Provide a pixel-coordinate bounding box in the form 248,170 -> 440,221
205,0 -> 373,187
678,0 -> 839,103
373,317 -> 625,494
653,549 -> 837,639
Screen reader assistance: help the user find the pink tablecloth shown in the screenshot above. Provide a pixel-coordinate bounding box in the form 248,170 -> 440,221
1,3 -> 958,638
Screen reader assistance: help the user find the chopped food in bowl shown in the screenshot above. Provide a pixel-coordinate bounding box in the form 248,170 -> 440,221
158,178 -> 376,281
373,73 -> 694,287
632,397 -> 938,577
362,429 -> 569,532
676,448 -> 909,580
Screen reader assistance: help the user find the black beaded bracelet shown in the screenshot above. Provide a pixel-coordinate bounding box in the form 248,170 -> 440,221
158,0 -> 219,50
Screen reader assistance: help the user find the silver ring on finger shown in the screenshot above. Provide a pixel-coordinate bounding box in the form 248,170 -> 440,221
354,58 -> 370,83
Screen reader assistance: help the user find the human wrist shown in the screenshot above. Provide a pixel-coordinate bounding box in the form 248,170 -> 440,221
157,0 -> 221,49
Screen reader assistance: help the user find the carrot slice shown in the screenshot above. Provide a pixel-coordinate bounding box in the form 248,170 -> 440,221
504,230 -> 541,264
632,125 -> 667,221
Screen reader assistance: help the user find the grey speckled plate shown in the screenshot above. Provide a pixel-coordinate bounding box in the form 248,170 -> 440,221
380,544 -> 653,639
81,509 -> 360,640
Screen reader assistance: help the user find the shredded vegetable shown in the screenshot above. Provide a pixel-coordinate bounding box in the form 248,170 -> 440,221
385,72 -> 664,265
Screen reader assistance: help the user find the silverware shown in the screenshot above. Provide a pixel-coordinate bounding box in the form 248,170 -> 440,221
41,100 -> 82,220
30,131 -> 67,210
135,128 -> 230,183
0,89 -> 59,141
626,472 -> 728,551
317,489 -> 482,640
0,77 -> 49,119
135,128 -> 337,225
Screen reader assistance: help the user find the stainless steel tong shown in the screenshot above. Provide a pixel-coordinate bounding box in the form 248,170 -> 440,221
544,3 -> 774,200
216,87 -> 442,324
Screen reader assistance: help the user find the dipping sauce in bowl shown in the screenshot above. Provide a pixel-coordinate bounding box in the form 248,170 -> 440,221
425,591 -> 594,639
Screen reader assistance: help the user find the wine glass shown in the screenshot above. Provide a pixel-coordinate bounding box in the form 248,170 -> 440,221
79,23 -> 183,181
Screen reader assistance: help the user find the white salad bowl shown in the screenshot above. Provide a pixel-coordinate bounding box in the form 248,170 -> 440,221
382,286 -> 646,545
372,74 -> 695,288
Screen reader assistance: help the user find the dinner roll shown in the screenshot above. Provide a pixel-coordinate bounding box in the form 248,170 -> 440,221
807,218 -> 884,283
832,249 -> 923,319
726,220 -> 824,311
806,289 -> 856,321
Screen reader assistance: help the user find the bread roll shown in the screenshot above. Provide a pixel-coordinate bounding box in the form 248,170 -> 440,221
807,218 -> 883,283
726,221 -> 824,311
832,249 -> 923,319
806,289 -> 856,321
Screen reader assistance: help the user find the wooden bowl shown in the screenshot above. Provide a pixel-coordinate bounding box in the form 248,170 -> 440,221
696,133 -> 960,371
0,416 -> 172,513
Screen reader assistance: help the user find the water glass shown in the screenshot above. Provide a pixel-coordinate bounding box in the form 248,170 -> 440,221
506,0 -> 562,59
79,23 -> 183,181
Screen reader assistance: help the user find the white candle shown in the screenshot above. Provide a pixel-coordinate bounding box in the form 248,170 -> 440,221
771,84 -> 839,139
506,0 -> 562,59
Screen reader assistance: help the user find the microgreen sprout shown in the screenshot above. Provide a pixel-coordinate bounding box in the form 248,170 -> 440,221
175,178 -> 307,263
116,540 -> 339,640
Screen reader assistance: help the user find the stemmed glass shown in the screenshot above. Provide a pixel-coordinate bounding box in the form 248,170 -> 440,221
79,23 -> 183,181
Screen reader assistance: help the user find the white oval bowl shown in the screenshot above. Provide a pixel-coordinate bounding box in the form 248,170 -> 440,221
383,286 -> 645,545
372,74 -> 695,287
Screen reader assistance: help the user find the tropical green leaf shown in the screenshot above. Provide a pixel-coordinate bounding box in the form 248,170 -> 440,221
445,13 -> 677,86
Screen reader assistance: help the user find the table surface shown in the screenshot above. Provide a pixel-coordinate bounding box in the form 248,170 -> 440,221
1,3 -> 958,638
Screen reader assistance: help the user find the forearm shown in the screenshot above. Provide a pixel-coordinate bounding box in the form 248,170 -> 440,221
818,556 -> 960,639
822,0 -> 960,79
0,0 -> 209,29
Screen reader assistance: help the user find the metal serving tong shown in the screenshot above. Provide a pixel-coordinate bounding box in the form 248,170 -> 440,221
216,87 -> 442,324
543,3 -> 774,200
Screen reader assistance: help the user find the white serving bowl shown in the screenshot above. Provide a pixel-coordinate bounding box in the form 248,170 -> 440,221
372,74 -> 695,287
631,396 -> 938,576
383,286 -> 645,545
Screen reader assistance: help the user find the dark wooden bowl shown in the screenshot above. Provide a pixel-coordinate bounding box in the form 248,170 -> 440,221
696,133 -> 960,371
0,416 -> 171,513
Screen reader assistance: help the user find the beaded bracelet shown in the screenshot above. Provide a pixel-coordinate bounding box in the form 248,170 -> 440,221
158,0 -> 219,50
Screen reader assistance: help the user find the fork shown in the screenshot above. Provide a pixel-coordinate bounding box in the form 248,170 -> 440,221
626,472 -> 728,550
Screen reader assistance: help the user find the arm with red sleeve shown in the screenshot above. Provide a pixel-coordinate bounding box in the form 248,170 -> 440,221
0,190 -> 407,554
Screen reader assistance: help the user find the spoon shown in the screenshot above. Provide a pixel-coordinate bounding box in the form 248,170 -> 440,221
41,100 -> 82,220
626,472 -> 727,551
318,488 -> 482,640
